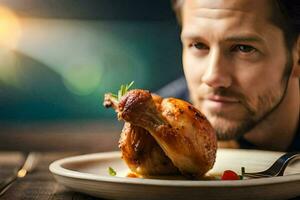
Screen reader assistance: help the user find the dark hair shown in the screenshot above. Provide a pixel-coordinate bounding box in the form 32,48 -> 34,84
171,0 -> 300,50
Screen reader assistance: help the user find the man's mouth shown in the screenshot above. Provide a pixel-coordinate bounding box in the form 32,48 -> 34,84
206,95 -> 240,103
202,95 -> 240,111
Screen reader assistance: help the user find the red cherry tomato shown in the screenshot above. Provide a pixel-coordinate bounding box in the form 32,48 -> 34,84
221,170 -> 240,180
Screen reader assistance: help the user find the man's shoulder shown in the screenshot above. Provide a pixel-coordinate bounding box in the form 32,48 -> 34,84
288,123 -> 300,151
156,76 -> 189,101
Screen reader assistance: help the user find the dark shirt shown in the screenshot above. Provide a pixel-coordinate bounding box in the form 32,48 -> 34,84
157,76 -> 300,152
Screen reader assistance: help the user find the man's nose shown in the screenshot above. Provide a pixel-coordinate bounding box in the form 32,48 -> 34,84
201,49 -> 232,88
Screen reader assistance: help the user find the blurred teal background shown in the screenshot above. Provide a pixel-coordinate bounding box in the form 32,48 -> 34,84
0,0 -> 183,122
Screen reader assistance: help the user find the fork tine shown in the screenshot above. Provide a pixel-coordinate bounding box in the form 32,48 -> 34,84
266,152 -> 300,176
243,152 -> 300,179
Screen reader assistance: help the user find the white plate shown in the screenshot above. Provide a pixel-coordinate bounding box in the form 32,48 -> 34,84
49,149 -> 300,200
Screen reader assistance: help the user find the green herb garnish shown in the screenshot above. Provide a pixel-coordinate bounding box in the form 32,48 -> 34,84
111,81 -> 135,102
108,167 -> 117,176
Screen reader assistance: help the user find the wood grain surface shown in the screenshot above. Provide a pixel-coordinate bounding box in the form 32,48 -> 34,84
0,121 -> 121,199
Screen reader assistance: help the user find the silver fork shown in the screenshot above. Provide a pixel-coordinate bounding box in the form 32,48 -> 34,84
0,152 -> 40,196
242,152 -> 300,178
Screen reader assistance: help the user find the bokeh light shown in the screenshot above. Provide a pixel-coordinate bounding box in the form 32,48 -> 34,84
0,6 -> 22,86
0,6 -> 21,49
62,64 -> 103,96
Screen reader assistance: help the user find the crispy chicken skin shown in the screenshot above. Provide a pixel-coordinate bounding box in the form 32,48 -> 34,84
104,89 -> 217,178
119,123 -> 179,175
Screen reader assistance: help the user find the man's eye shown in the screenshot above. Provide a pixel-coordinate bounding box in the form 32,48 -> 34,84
232,45 -> 256,53
191,42 -> 209,50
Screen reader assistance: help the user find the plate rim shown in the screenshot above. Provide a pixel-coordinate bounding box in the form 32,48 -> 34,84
49,149 -> 300,187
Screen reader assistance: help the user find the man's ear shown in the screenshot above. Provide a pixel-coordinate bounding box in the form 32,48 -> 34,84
292,35 -> 300,77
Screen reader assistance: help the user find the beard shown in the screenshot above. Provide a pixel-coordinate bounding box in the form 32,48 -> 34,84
210,84 -> 287,140
192,58 -> 293,141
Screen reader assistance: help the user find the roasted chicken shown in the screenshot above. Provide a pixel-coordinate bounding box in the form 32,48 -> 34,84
104,89 -> 217,178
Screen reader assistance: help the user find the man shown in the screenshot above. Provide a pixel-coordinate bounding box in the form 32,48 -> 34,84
159,0 -> 300,151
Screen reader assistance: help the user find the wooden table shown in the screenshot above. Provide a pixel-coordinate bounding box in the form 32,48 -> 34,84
0,151 -> 108,199
0,121 -> 120,199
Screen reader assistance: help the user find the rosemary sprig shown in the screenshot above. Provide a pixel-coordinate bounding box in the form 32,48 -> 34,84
111,81 -> 134,102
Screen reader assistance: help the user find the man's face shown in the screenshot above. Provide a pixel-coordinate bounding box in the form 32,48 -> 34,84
181,0 -> 291,140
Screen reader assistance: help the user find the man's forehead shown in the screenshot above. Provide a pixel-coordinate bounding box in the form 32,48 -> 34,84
183,0 -> 272,15
180,0 -> 278,45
